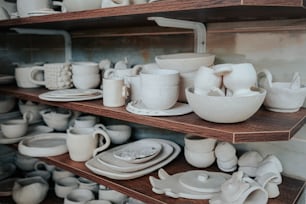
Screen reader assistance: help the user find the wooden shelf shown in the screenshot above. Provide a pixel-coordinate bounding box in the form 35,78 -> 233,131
33,151 -> 305,204
0,0 -> 306,31
1,85 -> 305,143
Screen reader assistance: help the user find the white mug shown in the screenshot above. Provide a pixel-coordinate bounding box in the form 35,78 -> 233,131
17,0 -> 53,17
103,77 -> 128,107
66,125 -> 111,161
15,67 -> 43,88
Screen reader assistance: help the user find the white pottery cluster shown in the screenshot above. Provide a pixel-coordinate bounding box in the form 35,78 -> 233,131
18,100 -> 49,124
184,135 -> 217,168
186,63 -> 267,123
258,69 -> 306,112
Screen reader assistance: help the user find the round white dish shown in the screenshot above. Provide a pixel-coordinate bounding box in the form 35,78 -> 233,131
18,133 -> 68,157
113,140 -> 162,163
97,141 -> 173,173
39,89 -> 103,102
85,139 -> 180,180
126,101 -> 192,116
0,125 -> 53,144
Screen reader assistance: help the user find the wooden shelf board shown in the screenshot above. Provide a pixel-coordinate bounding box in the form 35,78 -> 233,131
37,151 -> 304,204
1,85 -> 305,143
0,0 -> 306,30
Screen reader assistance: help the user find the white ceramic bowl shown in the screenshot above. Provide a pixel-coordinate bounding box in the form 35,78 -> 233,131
0,96 -> 16,114
185,87 -> 266,123
72,74 -> 101,89
40,109 -> 71,131
184,148 -> 215,168
55,177 -> 79,198
141,84 -> 179,110
1,119 -> 28,138
155,52 -> 215,73
184,135 -> 217,153
72,62 -> 100,75
140,68 -> 180,86
104,125 -> 132,145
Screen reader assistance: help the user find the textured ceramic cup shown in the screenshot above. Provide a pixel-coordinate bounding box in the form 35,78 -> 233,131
184,148 -> 215,168
101,124 -> 132,145
184,135 -> 217,153
67,125 -> 111,161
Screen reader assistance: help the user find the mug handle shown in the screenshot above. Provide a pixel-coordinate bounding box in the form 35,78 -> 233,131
103,69 -> 116,79
29,66 -> 46,86
92,128 -> 111,157
23,111 -> 34,123
122,85 -> 129,99
52,1 -> 67,13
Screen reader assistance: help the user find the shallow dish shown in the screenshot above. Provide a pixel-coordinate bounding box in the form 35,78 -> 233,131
126,101 -> 192,116
86,139 -> 180,180
155,52 -> 215,73
113,140 -> 162,163
39,89 -> 103,102
18,133 -> 68,157
97,141 -> 173,173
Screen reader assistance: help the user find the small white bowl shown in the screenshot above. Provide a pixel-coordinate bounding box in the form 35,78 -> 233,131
103,124 -> 132,145
73,74 -> 101,89
155,52 -> 215,73
184,148 -> 215,168
185,87 -> 266,123
0,96 -> 16,114
184,135 -> 217,153
1,119 -> 28,138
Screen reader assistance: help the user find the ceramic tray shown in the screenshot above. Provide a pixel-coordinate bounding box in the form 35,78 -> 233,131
113,140 -> 162,163
86,139 -> 180,180
39,89 -> 103,102
97,140 -> 174,173
0,177 -> 17,196
18,133 -> 68,157
126,101 -> 193,116
0,125 -> 53,144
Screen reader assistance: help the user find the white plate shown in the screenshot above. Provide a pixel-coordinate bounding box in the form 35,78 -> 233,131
0,75 -> 15,85
0,125 -> 53,144
86,139 -> 180,180
39,89 -> 103,102
113,140 -> 162,163
18,133 -> 68,157
97,141 -> 173,172
126,101 -> 193,116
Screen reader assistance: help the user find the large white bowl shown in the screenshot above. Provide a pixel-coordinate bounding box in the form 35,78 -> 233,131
185,87 -> 266,123
155,52 -> 215,73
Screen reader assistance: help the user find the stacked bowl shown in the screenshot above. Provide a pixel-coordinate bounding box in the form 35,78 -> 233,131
72,62 -> 101,89
184,135 -> 217,168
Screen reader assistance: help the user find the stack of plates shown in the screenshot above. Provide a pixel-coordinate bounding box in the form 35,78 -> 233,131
85,138 -> 181,180
39,89 -> 103,102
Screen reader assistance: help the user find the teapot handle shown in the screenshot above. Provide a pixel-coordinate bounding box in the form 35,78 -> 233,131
257,69 -> 273,88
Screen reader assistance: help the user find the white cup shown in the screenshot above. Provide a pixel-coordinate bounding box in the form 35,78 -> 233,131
67,125 -> 111,161
184,135 -> 217,153
64,189 -> 95,204
55,177 -> 79,199
52,168 -> 75,182
15,67 -> 43,88
73,115 -> 97,128
29,63 -> 73,90
1,112 -> 33,138
72,74 -> 101,89
100,124 -> 132,145
17,0 -> 53,17
72,62 -> 100,75
103,77 -> 128,107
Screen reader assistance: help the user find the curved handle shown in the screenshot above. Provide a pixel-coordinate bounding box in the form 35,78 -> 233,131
23,111 -> 34,123
92,128 -> 111,157
103,69 -> 116,79
122,85 -> 129,99
257,69 -> 273,88
52,1 -> 67,13
131,65 -> 142,75
29,66 -> 46,86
